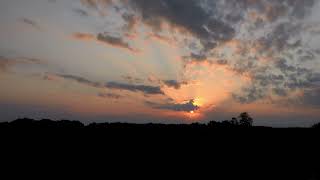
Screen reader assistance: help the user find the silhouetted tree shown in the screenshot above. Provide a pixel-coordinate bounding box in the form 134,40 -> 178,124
208,121 -> 222,128
239,112 -> 253,127
230,117 -> 239,126
312,122 -> 320,129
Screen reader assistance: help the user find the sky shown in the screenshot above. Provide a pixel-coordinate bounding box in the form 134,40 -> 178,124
0,0 -> 320,127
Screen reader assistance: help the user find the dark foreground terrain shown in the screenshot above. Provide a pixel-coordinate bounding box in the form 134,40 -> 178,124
1,117 -> 320,130
1,117 -> 320,179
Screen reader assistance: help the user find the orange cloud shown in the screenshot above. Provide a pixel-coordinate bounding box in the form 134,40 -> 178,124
72,32 -> 96,41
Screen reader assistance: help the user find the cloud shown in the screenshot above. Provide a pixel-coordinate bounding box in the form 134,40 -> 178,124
0,56 -> 45,73
301,87 -> 320,107
183,53 -> 207,63
72,33 -> 96,41
122,75 -> 144,84
80,0 -> 113,9
19,18 -> 42,30
53,74 -> 165,96
55,74 -> 102,88
97,33 -> 136,52
146,99 -> 199,112
73,8 -> 89,16
106,82 -> 164,95
0,57 -> 13,72
75,0 -> 320,105
98,92 -> 122,99
128,0 -> 235,50
163,80 -> 187,89
72,32 -> 137,52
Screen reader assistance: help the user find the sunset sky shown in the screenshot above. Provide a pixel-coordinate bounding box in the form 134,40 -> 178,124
1,0 -> 320,127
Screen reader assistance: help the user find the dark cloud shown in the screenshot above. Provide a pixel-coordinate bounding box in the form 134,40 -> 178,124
98,92 -> 122,99
163,80 -> 187,89
55,74 -> 165,95
233,85 -> 266,104
189,53 -> 207,62
76,0 -> 320,106
19,18 -> 42,30
106,82 -> 164,95
72,32 -> 137,52
97,33 -> 136,52
73,8 -> 89,16
56,74 -> 102,88
146,99 -> 199,112
258,22 -> 303,53
128,0 -> 235,50
80,0 -> 113,9
122,75 -> 144,84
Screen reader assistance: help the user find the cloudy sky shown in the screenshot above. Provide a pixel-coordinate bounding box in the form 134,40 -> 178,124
1,0 -> 320,127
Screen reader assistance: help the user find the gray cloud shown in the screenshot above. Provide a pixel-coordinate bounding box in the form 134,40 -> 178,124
56,74 -> 102,88
302,88 -> 320,107
106,81 -> 164,95
77,0 -> 320,106
98,92 -> 122,99
128,0 -> 235,50
73,8 -> 89,16
80,0 -> 113,9
54,74 -> 165,95
122,75 -> 144,84
0,56 -> 44,72
97,33 -> 135,51
19,18 -> 42,30
163,80 -> 187,89
146,99 -> 199,112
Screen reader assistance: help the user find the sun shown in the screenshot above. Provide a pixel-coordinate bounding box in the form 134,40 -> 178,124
192,98 -> 203,107
190,111 -> 195,114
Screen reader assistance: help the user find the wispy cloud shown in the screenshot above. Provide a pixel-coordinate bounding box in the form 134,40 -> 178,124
98,92 -> 122,99
106,81 -> 164,95
19,18 -> 42,31
51,73 -> 165,96
163,80 -> 187,90
72,33 -> 96,41
146,99 -> 199,112
0,56 -> 45,73
72,32 -> 138,52
97,33 -> 137,52
55,74 -> 102,88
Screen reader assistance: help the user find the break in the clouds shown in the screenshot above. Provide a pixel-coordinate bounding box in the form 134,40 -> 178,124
1,0 -> 320,126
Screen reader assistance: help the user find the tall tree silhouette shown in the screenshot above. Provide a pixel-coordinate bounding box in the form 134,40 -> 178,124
230,117 -> 239,125
239,112 -> 253,127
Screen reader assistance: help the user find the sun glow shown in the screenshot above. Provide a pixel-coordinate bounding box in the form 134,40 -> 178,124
192,98 -> 204,107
